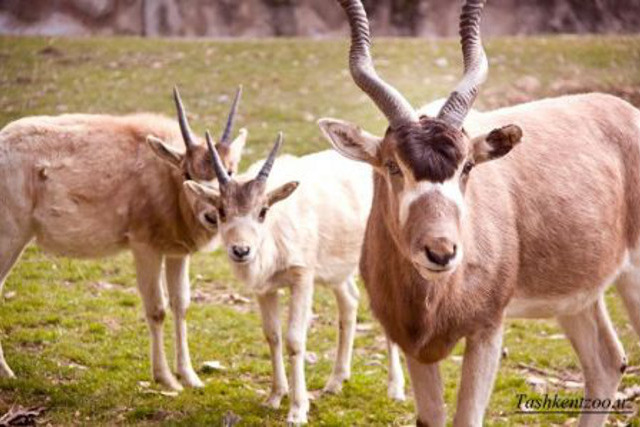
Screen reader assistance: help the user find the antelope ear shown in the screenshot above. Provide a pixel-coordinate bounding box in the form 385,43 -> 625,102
226,128 -> 247,175
184,181 -> 221,207
318,118 -> 382,166
470,124 -> 523,164
147,135 -> 184,168
183,181 -> 221,231
267,181 -> 299,207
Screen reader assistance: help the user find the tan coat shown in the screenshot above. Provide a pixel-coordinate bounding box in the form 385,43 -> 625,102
0,111 -> 244,391
0,113 -> 216,256
362,93 -> 640,362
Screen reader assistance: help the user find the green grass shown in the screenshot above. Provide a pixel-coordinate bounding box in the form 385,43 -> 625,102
1,35 -> 640,426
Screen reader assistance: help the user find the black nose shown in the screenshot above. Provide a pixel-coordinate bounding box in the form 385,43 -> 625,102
425,244 -> 457,267
232,245 -> 251,259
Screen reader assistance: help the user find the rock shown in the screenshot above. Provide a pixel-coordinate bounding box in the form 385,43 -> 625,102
305,352 -> 318,364
201,360 -> 226,372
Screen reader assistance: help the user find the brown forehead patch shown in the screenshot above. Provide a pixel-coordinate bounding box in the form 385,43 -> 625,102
185,142 -> 239,182
222,180 -> 265,214
395,116 -> 465,182
186,145 -> 216,181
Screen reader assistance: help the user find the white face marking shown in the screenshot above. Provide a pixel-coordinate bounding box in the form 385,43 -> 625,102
221,214 -> 262,263
395,154 -> 466,226
399,178 -> 466,226
220,214 -> 260,239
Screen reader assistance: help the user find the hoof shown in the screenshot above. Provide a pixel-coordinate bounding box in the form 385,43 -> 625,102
263,389 -> 288,409
323,372 -> 349,395
323,378 -> 345,395
178,370 -> 205,388
154,373 -> 184,391
286,403 -> 309,425
388,382 -> 406,401
0,367 -> 15,379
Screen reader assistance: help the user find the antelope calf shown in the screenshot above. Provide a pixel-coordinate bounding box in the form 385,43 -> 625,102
0,87 -> 246,391
319,0 -> 640,425
184,133 -> 406,424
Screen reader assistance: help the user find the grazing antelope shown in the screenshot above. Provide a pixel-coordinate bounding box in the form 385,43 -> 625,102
0,87 -> 246,391
319,0 -> 640,425
184,133 -> 406,424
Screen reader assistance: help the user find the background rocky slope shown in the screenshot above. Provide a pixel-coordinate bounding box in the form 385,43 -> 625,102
1,0 -> 639,38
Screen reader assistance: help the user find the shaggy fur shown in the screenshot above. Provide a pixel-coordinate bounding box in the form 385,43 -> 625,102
395,116 -> 466,182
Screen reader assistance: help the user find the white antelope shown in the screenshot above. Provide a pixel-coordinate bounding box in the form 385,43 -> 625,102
184,133 -> 406,424
0,87 -> 246,391
318,0 -> 640,425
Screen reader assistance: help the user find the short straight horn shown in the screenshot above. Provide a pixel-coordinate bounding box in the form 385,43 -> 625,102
256,132 -> 283,182
205,130 -> 230,186
219,85 -> 242,146
173,86 -> 196,150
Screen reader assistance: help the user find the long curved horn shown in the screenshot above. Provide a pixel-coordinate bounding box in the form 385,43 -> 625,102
173,86 -> 196,150
205,130 -> 230,186
437,0 -> 488,129
337,0 -> 418,128
219,85 -> 242,146
256,132 -> 283,182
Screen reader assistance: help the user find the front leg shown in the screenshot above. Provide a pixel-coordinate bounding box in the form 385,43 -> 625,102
324,276 -> 359,394
133,246 -> 181,391
286,269 -> 314,424
257,291 -> 288,409
165,256 -> 203,388
406,355 -> 445,427
386,337 -> 406,401
452,325 -> 503,427
558,296 -> 626,427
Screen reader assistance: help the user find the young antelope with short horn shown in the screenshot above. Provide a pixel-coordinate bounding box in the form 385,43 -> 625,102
184,132 -> 406,424
0,87 -> 246,391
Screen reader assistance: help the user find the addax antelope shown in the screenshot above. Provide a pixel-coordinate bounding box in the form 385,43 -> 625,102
184,132 -> 406,424
0,87 -> 246,391
319,0 -> 640,425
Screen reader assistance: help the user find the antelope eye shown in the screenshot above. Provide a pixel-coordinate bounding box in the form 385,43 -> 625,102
385,160 -> 402,176
258,207 -> 269,221
203,212 -> 217,227
462,161 -> 474,176
227,170 -> 233,177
